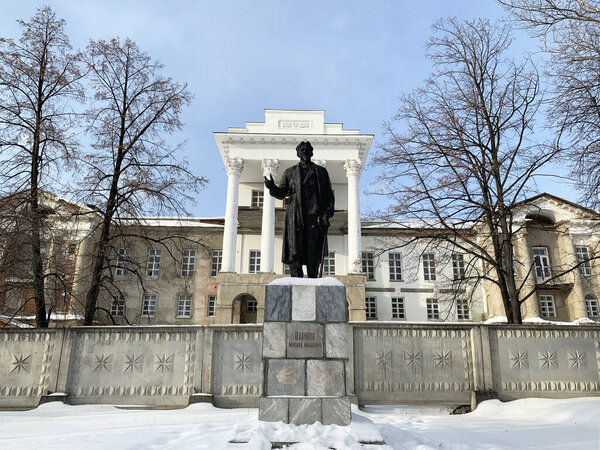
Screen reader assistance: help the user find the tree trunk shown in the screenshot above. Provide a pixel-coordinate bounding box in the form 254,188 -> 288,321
31,115 -> 47,328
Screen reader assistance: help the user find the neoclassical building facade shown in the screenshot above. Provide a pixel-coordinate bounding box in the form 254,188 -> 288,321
1,110 -> 599,327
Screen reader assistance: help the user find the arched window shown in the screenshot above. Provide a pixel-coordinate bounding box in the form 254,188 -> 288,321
585,294 -> 599,318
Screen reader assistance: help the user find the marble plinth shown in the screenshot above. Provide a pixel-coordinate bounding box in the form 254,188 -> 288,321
259,277 -> 351,426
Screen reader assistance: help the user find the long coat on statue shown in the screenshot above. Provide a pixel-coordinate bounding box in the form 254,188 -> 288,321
268,162 -> 335,265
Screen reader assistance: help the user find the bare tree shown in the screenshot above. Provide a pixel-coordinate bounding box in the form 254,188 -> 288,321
372,18 -> 558,324
500,0 -> 600,208
0,7 -> 83,327
79,38 -> 206,325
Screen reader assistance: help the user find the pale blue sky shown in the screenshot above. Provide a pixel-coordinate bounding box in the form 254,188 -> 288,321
0,1 -> 571,217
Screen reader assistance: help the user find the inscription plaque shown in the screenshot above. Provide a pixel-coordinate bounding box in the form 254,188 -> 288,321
287,323 -> 323,358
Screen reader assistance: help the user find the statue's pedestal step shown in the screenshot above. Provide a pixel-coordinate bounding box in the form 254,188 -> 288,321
259,277 -> 351,426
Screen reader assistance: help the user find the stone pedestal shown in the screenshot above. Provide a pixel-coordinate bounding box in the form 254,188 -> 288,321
259,277 -> 351,426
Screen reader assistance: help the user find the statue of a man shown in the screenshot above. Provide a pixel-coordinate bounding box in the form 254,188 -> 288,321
264,141 -> 335,278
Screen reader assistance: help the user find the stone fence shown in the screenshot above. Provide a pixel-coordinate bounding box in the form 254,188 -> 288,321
1,323 -> 599,409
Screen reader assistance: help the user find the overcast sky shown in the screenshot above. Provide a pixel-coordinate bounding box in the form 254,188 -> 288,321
0,1 -> 571,217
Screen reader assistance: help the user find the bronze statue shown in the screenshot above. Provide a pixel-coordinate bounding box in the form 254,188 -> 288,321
264,141 -> 335,278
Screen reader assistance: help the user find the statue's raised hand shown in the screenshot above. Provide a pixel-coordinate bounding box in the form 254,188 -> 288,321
264,174 -> 276,190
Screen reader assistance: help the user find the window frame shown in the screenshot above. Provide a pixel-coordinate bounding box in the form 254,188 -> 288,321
576,246 -> 592,276
211,249 -> 222,277
246,300 -> 258,313
249,250 -> 261,273
176,295 -> 192,318
322,251 -> 335,275
110,296 -> 125,317
146,248 -> 161,277
391,297 -> 405,320
452,253 -> 466,281
116,248 -> 131,277
251,189 -> 264,207
539,294 -> 556,318
362,252 -> 375,281
533,247 -> 552,284
141,294 -> 157,318
365,296 -> 377,320
181,249 -> 196,277
456,299 -> 470,321
388,252 -> 403,282
585,294 -> 599,318
426,298 -> 440,320
207,295 -> 216,317
422,253 -> 436,282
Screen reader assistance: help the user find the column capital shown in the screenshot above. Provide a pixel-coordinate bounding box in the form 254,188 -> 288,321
225,157 -> 244,176
261,158 -> 279,177
314,159 -> 327,168
344,159 -> 362,177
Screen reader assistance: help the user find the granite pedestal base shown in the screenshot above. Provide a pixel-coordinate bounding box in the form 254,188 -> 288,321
259,277 -> 351,426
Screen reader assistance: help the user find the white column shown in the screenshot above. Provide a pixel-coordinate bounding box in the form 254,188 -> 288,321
260,159 -> 279,273
345,159 -> 362,273
221,157 -> 244,273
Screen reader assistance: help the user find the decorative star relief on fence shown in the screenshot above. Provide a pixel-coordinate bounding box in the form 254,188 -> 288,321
155,354 -> 174,373
433,350 -> 452,369
234,352 -> 254,373
510,350 -> 529,369
568,350 -> 587,370
93,354 -> 112,372
404,350 -> 422,370
375,350 -> 393,379
538,350 -> 558,370
123,354 -> 143,373
11,354 -> 31,374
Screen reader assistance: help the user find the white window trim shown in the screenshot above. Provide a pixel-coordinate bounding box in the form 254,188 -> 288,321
422,253 -> 436,282
141,294 -> 157,318
389,252 -> 403,282
539,294 -> 556,318
176,295 -> 193,318
426,298 -> 440,320
365,296 -> 377,320
207,295 -> 216,317
391,297 -> 405,320
181,249 -> 196,278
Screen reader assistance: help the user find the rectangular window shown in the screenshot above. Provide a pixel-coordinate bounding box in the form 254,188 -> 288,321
362,252 -> 375,281
146,249 -> 161,277
391,297 -> 405,319
141,294 -> 157,317
211,250 -> 222,277
207,295 -> 216,317
533,247 -> 551,283
365,297 -> 377,320
423,253 -> 436,281
181,249 -> 196,277
426,298 -> 440,320
585,295 -> 599,318
116,248 -> 131,276
177,295 -> 192,318
452,253 -> 466,280
576,246 -> 592,276
249,250 -> 261,273
110,296 -> 125,317
456,299 -> 470,320
388,252 -> 402,281
539,294 -> 556,318
323,252 -> 335,275
246,300 -> 258,312
251,190 -> 264,207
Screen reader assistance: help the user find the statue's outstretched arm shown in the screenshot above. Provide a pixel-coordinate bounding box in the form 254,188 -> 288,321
264,173 -> 288,200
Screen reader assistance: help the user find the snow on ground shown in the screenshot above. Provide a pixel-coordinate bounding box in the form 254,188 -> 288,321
0,397 -> 599,449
